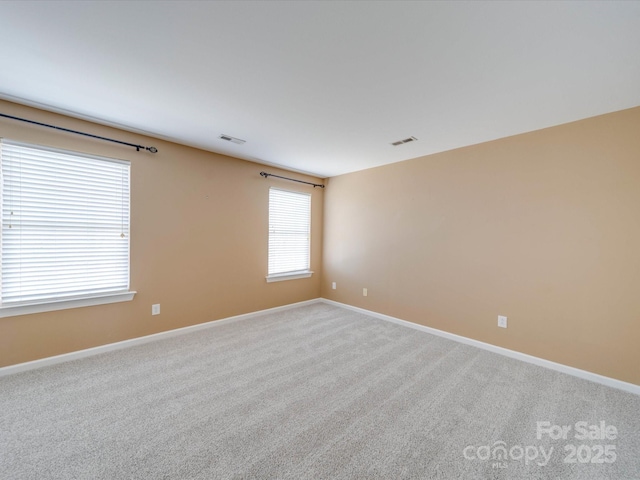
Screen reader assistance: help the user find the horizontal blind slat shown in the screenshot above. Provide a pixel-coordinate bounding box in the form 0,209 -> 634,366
1,139 -> 131,304
268,187 -> 311,275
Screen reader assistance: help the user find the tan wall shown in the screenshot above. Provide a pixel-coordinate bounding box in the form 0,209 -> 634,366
0,99 -> 323,367
322,106 -> 640,385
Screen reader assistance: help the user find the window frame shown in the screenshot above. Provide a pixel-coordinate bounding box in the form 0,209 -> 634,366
0,139 -> 136,318
266,187 -> 313,283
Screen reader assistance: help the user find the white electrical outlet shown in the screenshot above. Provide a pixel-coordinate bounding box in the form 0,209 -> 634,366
332,282 -> 336,290
152,304 -> 161,315
498,315 -> 507,328
363,288 -> 368,297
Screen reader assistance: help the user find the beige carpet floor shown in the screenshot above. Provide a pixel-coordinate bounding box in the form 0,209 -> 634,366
1,302 -> 639,479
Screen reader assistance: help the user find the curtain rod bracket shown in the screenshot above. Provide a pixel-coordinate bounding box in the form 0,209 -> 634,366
260,171 -> 324,188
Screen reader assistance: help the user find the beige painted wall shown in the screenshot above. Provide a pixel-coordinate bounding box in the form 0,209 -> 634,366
322,107 -> 640,385
0,99 -> 323,367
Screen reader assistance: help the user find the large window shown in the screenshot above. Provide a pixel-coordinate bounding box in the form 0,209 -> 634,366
0,139 -> 134,317
267,187 -> 312,282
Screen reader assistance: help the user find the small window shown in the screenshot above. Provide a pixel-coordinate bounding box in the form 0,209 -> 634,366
267,187 -> 312,282
0,139 -> 134,315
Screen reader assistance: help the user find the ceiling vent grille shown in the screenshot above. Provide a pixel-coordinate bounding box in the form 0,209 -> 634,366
391,136 -> 417,146
219,134 -> 246,145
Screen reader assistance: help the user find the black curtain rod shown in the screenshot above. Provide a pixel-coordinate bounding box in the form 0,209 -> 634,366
0,112 -> 158,153
260,171 -> 324,188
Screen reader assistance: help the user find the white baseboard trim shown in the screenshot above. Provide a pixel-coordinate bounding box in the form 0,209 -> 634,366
4,297 -> 638,396
321,298 -> 640,396
0,298 -> 322,378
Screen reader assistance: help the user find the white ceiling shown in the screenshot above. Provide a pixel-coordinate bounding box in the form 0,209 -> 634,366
1,1 -> 639,178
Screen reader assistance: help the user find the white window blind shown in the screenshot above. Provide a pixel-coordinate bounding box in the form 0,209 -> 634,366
0,139 -> 131,305
268,187 -> 311,276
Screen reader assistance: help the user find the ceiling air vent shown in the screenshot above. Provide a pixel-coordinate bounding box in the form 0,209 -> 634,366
219,134 -> 246,145
390,136 -> 417,146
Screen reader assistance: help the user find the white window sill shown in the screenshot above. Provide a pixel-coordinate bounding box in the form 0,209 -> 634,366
0,291 -> 137,318
266,271 -> 314,283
